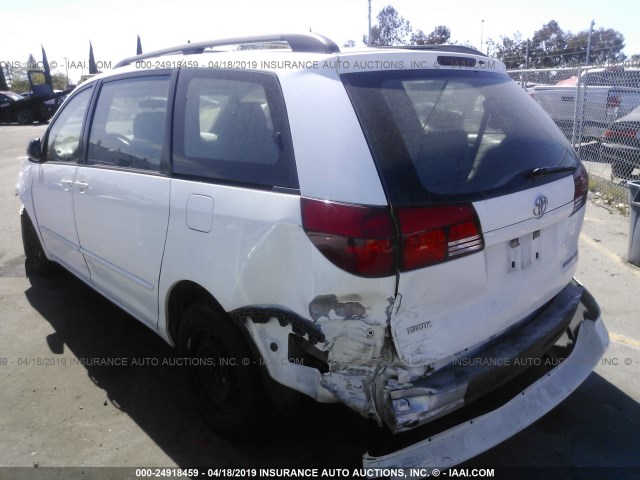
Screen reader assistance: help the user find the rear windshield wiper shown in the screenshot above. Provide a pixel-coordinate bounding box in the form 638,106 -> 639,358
525,165 -> 577,178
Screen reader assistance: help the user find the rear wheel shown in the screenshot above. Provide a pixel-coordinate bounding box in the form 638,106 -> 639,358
179,302 -> 267,439
16,109 -> 34,125
21,209 -> 56,276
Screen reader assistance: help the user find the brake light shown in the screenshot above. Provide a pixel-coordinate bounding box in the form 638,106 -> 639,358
302,199 -> 484,276
572,163 -> 589,215
301,198 -> 397,277
604,127 -> 638,141
397,205 -> 484,271
606,95 -> 621,109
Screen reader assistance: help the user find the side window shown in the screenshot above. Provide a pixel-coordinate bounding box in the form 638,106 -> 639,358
173,70 -> 298,189
45,87 -> 93,162
88,76 -> 170,171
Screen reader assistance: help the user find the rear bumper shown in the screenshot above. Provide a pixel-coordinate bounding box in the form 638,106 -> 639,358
365,282 -> 608,470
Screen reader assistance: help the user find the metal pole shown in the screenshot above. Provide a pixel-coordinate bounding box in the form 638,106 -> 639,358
586,20 -> 594,65
368,0 -> 372,46
480,20 -> 484,51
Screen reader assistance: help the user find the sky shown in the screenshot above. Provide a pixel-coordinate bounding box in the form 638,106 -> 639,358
1,0 -> 639,83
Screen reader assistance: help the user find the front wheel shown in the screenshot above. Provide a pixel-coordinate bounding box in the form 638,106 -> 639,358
178,303 -> 267,439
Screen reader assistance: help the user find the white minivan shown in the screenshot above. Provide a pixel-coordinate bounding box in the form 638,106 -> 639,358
16,33 -> 608,469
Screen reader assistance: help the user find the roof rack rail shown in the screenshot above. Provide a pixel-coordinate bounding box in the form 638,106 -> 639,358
115,33 -> 341,68
376,44 -> 487,57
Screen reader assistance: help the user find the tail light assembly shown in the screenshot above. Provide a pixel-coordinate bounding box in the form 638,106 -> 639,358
572,162 -> 589,215
301,198 -> 484,278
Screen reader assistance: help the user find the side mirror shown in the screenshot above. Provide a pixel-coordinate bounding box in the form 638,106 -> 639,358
27,139 -> 42,163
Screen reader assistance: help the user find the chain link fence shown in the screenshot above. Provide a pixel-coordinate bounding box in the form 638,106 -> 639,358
509,65 -> 640,209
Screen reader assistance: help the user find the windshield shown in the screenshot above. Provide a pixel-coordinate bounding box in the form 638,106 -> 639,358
342,70 -> 578,205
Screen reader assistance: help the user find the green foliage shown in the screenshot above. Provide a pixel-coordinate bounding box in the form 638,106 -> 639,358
493,20 -> 626,68
411,26 -> 452,46
52,73 -> 69,91
365,5 -> 411,46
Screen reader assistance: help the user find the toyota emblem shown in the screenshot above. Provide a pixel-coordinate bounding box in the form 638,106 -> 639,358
533,195 -> 548,218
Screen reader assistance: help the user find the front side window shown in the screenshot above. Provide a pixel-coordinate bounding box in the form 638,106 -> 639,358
45,87 -> 93,162
88,76 -> 171,172
173,69 -> 298,189
343,70 -> 578,205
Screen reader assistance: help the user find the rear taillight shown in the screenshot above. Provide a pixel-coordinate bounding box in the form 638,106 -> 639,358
301,198 -> 397,277
606,95 -> 621,109
302,198 -> 484,277
397,205 -> 484,271
572,162 -> 589,215
604,127 -> 638,141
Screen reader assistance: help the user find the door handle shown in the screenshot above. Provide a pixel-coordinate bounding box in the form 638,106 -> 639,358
75,181 -> 89,193
60,179 -> 74,190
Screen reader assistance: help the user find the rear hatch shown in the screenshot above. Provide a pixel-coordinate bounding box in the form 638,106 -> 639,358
342,65 -> 588,367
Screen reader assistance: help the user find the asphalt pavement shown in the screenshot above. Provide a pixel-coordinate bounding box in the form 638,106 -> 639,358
0,124 -> 638,479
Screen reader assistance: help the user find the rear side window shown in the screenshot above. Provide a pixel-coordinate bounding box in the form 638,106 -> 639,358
88,76 -> 171,172
342,70 -> 578,205
173,69 -> 298,190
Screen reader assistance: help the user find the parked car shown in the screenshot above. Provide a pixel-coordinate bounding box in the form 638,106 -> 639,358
599,105 -> 640,179
16,33 -> 608,470
0,90 -> 53,124
530,67 -> 640,144
0,71 -> 69,124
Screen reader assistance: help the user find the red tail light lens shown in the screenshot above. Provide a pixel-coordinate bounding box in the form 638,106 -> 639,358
397,205 -> 484,271
604,127 -> 638,141
302,199 -> 484,276
606,95 -> 621,109
301,198 -> 397,277
572,163 -> 589,215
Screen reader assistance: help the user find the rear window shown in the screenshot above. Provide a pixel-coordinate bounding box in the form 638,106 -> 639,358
342,70 -> 578,205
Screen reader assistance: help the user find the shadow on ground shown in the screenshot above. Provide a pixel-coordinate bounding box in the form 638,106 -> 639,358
23,268 -> 640,475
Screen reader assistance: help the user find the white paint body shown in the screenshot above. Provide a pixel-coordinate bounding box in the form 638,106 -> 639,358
16,40 -> 607,469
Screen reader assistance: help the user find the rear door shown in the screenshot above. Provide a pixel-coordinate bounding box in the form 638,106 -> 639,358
73,74 -> 172,327
343,68 -> 587,367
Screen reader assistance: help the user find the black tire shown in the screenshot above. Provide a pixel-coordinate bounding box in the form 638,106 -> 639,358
20,209 -> 56,276
16,109 -> 34,125
612,159 -> 634,180
179,303 -> 267,439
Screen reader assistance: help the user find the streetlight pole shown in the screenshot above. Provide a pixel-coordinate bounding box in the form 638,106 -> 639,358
368,0 -> 372,46
480,19 -> 484,51
586,20 -> 595,65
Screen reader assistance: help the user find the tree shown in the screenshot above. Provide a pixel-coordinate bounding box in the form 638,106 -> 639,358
0,65 -> 8,90
27,54 -> 37,69
343,39 -> 356,48
411,25 -> 452,45
410,29 -> 428,45
493,33 -> 528,69
364,5 -> 411,46
426,26 -> 452,45
530,20 -> 567,67
52,72 -> 69,91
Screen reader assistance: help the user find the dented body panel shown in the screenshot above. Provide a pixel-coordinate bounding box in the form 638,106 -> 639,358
364,285 -> 608,470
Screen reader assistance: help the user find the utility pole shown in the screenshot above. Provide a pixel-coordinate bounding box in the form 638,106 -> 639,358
480,20 -> 484,51
368,0 -> 372,46
525,39 -> 530,69
585,20 -> 595,65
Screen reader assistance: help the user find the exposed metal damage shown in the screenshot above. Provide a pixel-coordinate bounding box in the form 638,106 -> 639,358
233,281 -> 608,443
